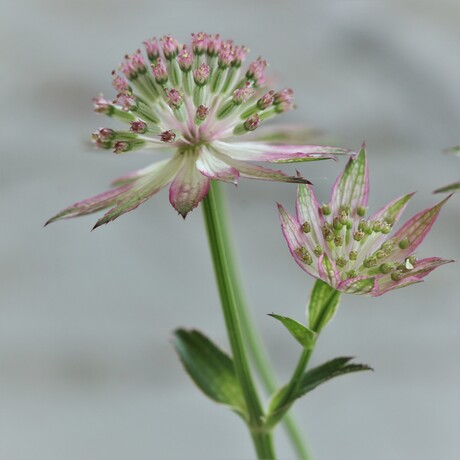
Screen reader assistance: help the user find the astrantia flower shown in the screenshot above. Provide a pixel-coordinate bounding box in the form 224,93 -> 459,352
46,32 -> 351,229
278,147 -> 453,296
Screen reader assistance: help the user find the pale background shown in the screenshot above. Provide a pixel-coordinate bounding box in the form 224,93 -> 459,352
1,1 -> 459,459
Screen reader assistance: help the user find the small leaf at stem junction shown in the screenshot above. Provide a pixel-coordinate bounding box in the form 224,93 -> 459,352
173,328 -> 248,418
268,314 -> 316,349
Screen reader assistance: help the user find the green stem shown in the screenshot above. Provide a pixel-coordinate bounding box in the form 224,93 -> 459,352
272,348 -> 314,420
251,430 -> 277,459
206,181 -> 312,459
269,283 -> 342,428
202,180 -> 275,459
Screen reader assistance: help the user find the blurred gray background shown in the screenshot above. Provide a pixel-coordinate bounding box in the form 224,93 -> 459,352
1,0 -> 459,459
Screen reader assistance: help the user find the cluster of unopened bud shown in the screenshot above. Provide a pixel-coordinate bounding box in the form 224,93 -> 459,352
294,200 -> 421,287
92,33 -> 298,158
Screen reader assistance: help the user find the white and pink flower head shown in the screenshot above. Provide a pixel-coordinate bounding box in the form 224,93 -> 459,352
278,147 -> 453,296
47,32 -> 351,229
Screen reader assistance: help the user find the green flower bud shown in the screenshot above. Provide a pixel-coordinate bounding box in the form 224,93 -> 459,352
313,245 -> 323,257
339,209 -> 349,225
381,222 -> 392,234
391,271 -> 404,281
379,263 -> 393,274
340,205 -> 351,215
322,224 -> 334,242
336,257 -> 347,268
372,220 -> 382,232
358,219 -> 372,235
295,247 -> 313,265
353,230 -> 365,241
349,250 -> 358,260
320,204 -> 331,216
381,241 -> 394,254
346,270 -> 358,278
300,221 -> 311,233
334,235 -> 343,247
398,238 -> 410,249
357,206 -> 366,217
333,217 -> 343,231
384,216 -> 395,226
363,257 -> 377,268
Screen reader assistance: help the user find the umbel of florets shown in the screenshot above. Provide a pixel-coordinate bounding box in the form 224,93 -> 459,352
278,147 -> 453,296
47,32 -> 351,228
100,33 -> 295,150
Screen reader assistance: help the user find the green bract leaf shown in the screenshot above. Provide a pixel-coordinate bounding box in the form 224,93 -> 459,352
434,181 -> 460,193
267,357 -> 372,426
330,146 -> 369,216
308,279 -> 341,332
268,314 -> 316,349
443,145 -> 460,156
173,329 -> 247,417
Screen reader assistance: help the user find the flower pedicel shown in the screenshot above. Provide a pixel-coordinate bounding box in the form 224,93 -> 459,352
278,147 -> 453,296
46,32 -> 351,229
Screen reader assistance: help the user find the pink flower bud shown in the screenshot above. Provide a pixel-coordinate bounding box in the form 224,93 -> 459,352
244,113 -> 260,131
113,141 -> 130,153
207,34 -> 221,56
165,88 -> 183,109
115,93 -> 137,111
143,37 -> 160,61
191,32 -> 208,55
232,82 -> 255,104
92,95 -> 112,114
232,46 -> 248,67
257,90 -> 275,110
112,72 -> 130,93
196,105 -> 209,121
218,47 -> 234,68
160,35 -> 180,59
151,58 -> 168,84
273,88 -> 294,112
159,130 -> 176,143
130,120 -> 147,134
177,45 -> 193,71
246,57 -> 267,85
193,63 -> 210,86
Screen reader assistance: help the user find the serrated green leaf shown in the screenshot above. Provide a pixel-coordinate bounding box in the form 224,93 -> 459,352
268,314 -> 316,349
308,279 -> 341,332
173,329 -> 247,417
266,357 -> 372,426
294,357 -> 372,399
